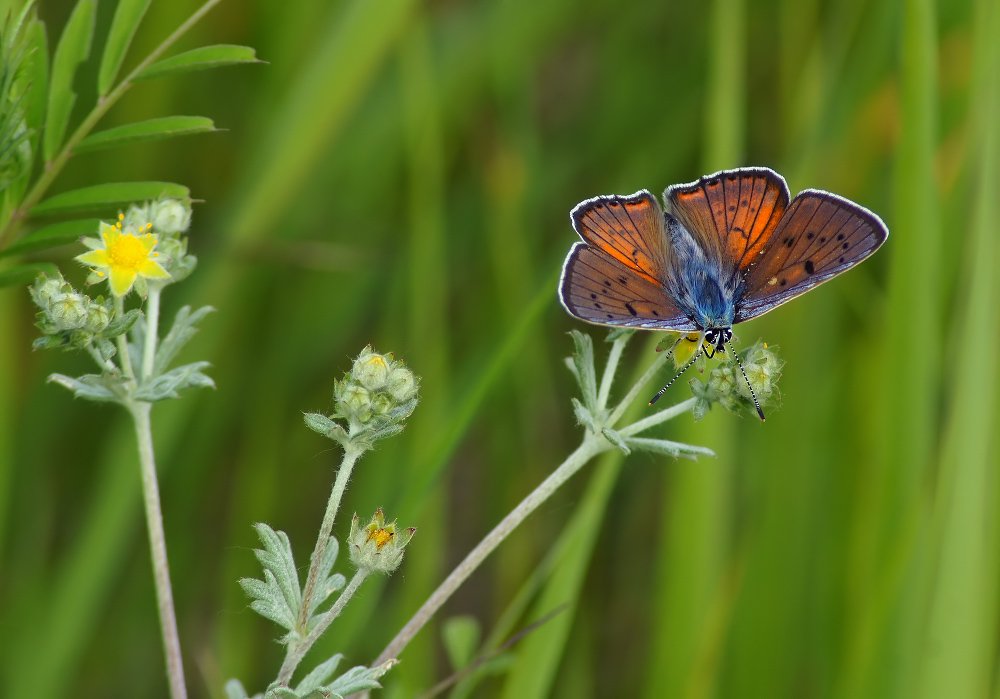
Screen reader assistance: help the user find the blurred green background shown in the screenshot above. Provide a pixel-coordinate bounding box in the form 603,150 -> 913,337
1,0 -> 998,697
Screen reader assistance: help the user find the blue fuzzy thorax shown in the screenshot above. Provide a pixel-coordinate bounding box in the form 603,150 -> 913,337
664,215 -> 738,329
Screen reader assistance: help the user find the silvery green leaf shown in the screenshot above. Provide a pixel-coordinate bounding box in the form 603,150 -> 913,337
307,537 -> 345,618
134,361 -> 214,401
568,330 -> 597,410
240,523 -> 302,634
325,660 -> 397,695
605,328 -> 635,344
155,305 -> 215,374
95,337 -> 117,361
263,688 -> 301,699
48,372 -> 123,402
601,427 -> 631,455
296,654 -> 344,694
103,307 -> 142,339
224,679 -> 252,699
624,437 -> 715,460
571,397 -> 594,432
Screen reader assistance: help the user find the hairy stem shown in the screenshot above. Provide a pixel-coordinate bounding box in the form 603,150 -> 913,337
114,296 -> 135,382
142,286 -> 161,379
596,335 -> 629,409
607,349 -> 675,425
278,570 -> 369,686
619,397 -> 698,437
372,436 -> 606,666
130,401 -> 187,699
0,0 -> 224,248
297,444 -> 364,632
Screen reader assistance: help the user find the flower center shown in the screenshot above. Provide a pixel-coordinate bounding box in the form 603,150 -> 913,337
108,234 -> 149,271
367,527 -> 394,550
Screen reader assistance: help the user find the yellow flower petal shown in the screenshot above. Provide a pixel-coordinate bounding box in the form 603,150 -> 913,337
109,267 -> 138,297
139,259 -> 171,280
100,226 -> 119,247
76,249 -> 111,267
138,233 -> 157,252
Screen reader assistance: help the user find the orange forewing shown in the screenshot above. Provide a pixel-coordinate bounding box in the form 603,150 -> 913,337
665,168 -> 790,272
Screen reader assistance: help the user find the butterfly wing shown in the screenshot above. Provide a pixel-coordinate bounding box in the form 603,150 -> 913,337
664,167 -> 791,274
560,191 -> 696,330
735,189 -> 889,322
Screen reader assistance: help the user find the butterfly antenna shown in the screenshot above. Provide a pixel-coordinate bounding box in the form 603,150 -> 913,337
649,345 -> 702,405
727,339 -> 765,421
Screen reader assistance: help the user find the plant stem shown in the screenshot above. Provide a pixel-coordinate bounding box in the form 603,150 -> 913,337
114,296 -> 135,382
278,570 -> 369,686
129,400 -> 187,699
142,286 -> 162,379
372,436 -> 607,666
619,397 -> 698,437
0,0 -> 224,248
297,444 -> 364,632
596,335 -> 628,408
606,349 -> 675,425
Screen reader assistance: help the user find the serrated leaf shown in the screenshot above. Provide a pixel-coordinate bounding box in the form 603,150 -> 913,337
43,0 -> 96,161
137,44 -> 261,81
601,427 -> 631,455
103,307 -> 141,339
0,218 -> 100,257
97,0 -> 151,95
442,615 -> 481,670
0,261 -> 57,287
624,436 -> 715,460
76,115 -> 216,154
242,523 -> 302,635
133,360 -> 213,401
326,660 -> 396,695
296,654 -> 344,694
31,181 -> 190,216
307,537 -> 345,618
570,397 -> 594,432
154,304 -> 214,374
47,372 -> 124,402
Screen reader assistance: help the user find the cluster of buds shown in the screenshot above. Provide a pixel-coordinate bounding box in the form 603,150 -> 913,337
689,341 -> 782,420
305,346 -> 419,450
29,273 -> 135,357
348,508 -> 416,575
120,198 -> 197,285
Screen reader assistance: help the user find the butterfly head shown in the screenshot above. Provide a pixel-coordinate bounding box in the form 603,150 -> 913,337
703,327 -> 732,358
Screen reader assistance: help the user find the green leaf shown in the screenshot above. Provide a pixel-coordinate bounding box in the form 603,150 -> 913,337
97,0 -> 151,95
47,372 -> 124,402
23,12 -> 49,146
295,653 -> 344,694
154,304 -> 215,374
239,523 -> 303,636
31,181 -> 190,216
568,330 -> 597,410
623,437 -> 715,460
0,261 -> 56,287
0,218 -> 100,257
325,661 -> 396,695
305,537 -> 345,620
76,116 -> 216,154
43,0 -> 96,161
136,44 -> 261,81
601,427 -> 631,455
133,360 -> 214,401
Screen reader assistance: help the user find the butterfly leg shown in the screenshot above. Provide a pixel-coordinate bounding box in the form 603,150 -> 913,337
725,338 -> 765,421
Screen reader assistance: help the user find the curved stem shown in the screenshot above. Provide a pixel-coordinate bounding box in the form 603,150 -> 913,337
372,436 -> 606,666
619,397 -> 698,437
0,0 -> 224,248
606,349 -> 674,426
297,444 -> 364,632
130,401 -> 188,699
278,570 -> 369,686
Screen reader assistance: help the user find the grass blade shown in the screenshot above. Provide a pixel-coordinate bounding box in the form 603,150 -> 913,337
43,0 -> 96,162
97,0 -> 151,95
75,115 -> 216,154
135,43 -> 260,81
31,181 -> 190,216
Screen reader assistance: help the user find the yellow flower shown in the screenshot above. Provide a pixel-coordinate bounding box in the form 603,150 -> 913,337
76,215 -> 171,296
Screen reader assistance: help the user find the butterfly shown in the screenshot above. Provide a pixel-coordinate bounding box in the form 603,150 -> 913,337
558,167 -> 889,419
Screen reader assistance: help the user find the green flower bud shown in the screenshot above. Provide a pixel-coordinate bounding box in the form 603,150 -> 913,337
352,347 -> 390,390
123,202 -> 152,231
687,341 -> 782,420
149,198 -> 192,234
371,391 -> 394,416
30,274 -> 70,309
348,508 -> 416,575
339,383 -> 372,422
49,292 -> 90,331
386,365 -> 418,402
83,300 -> 112,334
